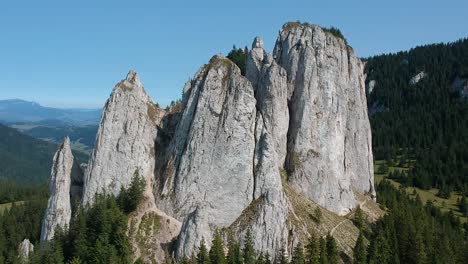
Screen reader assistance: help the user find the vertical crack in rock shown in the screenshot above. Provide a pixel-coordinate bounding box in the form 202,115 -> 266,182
160,55 -> 257,258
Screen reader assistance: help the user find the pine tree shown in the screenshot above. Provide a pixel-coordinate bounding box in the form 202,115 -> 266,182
353,206 -> 365,231
353,232 -> 367,264
197,239 -> 211,264
227,234 -> 242,264
291,243 -> 305,264
319,238 -> 328,264
243,230 -> 256,264
325,235 -> 339,264
305,233 -> 320,264
210,230 -> 226,264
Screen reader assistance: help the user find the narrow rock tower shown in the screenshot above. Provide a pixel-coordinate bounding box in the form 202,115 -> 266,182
41,137 -> 82,241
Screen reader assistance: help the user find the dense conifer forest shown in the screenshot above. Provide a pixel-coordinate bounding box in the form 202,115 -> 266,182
0,124 -> 89,183
365,39 -> 468,194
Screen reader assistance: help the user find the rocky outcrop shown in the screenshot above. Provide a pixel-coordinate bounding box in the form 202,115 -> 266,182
41,137 -> 83,241
409,71 -> 427,85
18,239 -> 34,262
157,56 -> 257,257
41,22 -> 376,262
273,22 -> 374,215
80,71 -> 180,262
82,71 -> 164,205
368,80 -> 376,94
247,37 -> 289,168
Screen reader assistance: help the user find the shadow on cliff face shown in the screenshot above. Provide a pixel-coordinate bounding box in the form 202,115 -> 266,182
153,111 -> 182,194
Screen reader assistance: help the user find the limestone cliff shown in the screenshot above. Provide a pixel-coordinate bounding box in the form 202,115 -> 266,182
82,71 -> 163,205
41,22 -> 376,262
273,22 -> 374,215
41,137 -> 82,241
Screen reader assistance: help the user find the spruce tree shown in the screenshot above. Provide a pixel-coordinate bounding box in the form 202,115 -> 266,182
210,230 -> 226,264
325,235 -> 339,264
319,238 -> 328,264
306,233 -> 320,264
243,230 -> 256,264
353,232 -> 367,264
291,243 -> 305,264
197,239 -> 211,264
227,234 -> 242,264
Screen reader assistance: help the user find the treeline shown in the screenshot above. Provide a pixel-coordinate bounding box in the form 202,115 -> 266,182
0,199 -> 47,263
0,124 -> 89,184
364,180 -> 468,264
365,38 -> 468,193
3,175 -> 467,263
0,180 -> 47,204
29,173 -> 145,263
176,231 -> 340,264
0,181 -> 48,262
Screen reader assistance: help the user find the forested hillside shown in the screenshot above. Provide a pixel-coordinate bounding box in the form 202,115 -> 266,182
365,38 -> 468,193
0,124 -> 88,183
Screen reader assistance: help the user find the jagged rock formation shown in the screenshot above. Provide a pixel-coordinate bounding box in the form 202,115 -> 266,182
82,71 -> 164,205
41,22 -> 376,262
18,239 -> 34,262
159,56 -> 258,257
41,137 -> 83,241
273,22 -> 374,215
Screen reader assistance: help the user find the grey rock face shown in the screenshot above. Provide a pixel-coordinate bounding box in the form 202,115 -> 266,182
273,23 -> 374,214
246,37 -> 289,168
409,71 -> 427,85
368,80 -> 376,94
159,56 -> 257,256
41,137 -> 82,241
82,71 -> 162,205
18,239 -> 34,262
40,22 -> 375,261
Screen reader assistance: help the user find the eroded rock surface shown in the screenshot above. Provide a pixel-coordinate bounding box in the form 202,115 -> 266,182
273,22 -> 374,215
41,137 -> 82,241
18,239 -> 34,262
40,22 -> 376,262
82,71 -> 163,205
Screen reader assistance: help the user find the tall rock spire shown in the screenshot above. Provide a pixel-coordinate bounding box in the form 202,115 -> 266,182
41,137 -> 82,241
82,70 -> 164,205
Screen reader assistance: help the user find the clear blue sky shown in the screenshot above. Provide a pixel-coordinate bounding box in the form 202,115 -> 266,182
1,0 -> 467,108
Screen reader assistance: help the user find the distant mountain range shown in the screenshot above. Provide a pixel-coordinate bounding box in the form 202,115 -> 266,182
0,99 -> 102,125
